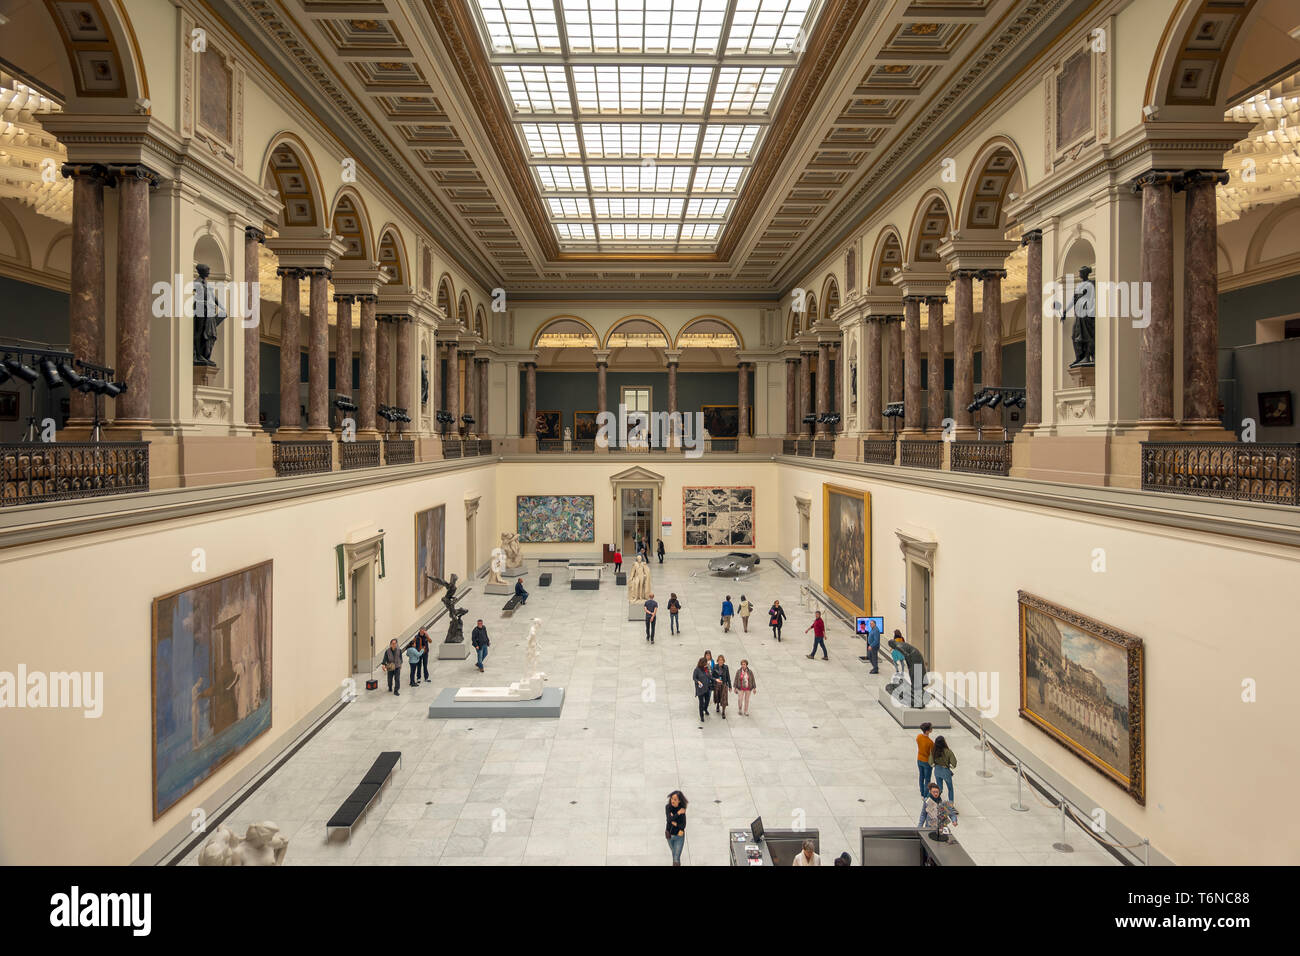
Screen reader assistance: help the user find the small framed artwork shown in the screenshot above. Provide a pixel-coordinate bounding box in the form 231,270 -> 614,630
1258,391 -> 1293,427
574,410 -> 598,441
0,390 -> 18,421
535,410 -> 562,439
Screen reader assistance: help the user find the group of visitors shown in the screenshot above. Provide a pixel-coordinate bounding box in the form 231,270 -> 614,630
914,721 -> 958,826
691,652 -> 757,720
379,627 -> 434,696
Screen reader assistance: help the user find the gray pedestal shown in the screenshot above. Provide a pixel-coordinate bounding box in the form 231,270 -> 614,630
484,582 -> 512,595
437,641 -> 471,660
877,684 -> 951,728
628,602 -> 646,621
502,567 -> 526,578
428,686 -> 565,718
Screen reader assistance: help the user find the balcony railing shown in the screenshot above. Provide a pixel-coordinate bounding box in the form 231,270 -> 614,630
272,440 -> 331,477
796,438 -> 812,457
339,439 -> 381,471
1141,441 -> 1299,506
710,438 -> 738,453
862,438 -> 897,465
950,440 -> 1013,476
384,438 -> 415,465
572,438 -> 595,452
899,439 -> 942,470
536,438 -> 563,453
782,438 -> 797,455
477,438 -> 493,456
813,438 -> 835,459
1,441 -> 149,506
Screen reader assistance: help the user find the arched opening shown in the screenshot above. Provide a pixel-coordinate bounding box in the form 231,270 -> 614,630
907,192 -> 953,264
377,227 -> 406,287
330,188 -> 373,263
870,228 -> 903,289
436,275 -> 454,317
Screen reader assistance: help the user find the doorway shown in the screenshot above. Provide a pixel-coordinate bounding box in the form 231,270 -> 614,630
908,562 -> 931,664
621,486 -> 654,556
351,562 -> 375,674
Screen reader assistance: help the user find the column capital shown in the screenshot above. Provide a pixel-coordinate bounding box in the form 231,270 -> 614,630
975,269 -> 1007,281
1131,169 -> 1183,192
275,266 -> 307,280
357,293 -> 378,304
592,348 -> 611,365
333,293 -> 356,304
1178,168 -> 1229,189
302,266 -> 332,280
245,225 -> 267,244
922,295 -> 948,305
60,162 -> 113,186
902,294 -> 925,306
378,312 -> 412,323
663,348 -> 681,365
952,268 -> 982,279
1020,228 -> 1043,246
105,163 -> 161,187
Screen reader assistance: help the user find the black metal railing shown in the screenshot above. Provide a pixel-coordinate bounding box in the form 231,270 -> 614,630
572,438 -> 595,452
782,438 -> 797,456
272,440 -> 332,477
477,438 -> 493,456
1,441 -> 149,506
1141,441 -> 1299,506
384,439 -> 415,465
442,437 -> 462,459
339,439 -> 381,471
813,438 -> 835,459
862,439 -> 897,465
711,438 -> 738,453
950,440 -> 1012,476
536,438 -> 563,453
796,438 -> 812,457
899,439 -> 942,470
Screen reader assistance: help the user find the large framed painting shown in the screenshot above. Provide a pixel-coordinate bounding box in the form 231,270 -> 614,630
415,504 -> 446,607
534,409 -> 562,439
822,484 -> 870,619
683,486 -> 754,549
517,494 -> 595,542
1018,591 -> 1145,804
701,404 -> 753,438
151,561 -> 273,819
573,410 -> 598,441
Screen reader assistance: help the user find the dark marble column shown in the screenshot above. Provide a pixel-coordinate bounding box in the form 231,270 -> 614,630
445,340 -> 460,431
110,165 -> 158,425
62,164 -> 109,424
524,361 -> 537,436
334,295 -> 353,426
244,227 -> 265,427
738,362 -> 750,438
596,356 -> 608,419
276,267 -> 302,431
667,360 -> 678,417
477,358 -> 489,437
830,344 -> 843,432
979,270 -> 1006,429
887,317 -> 903,406
1182,170 -> 1229,426
359,295 -> 377,434
463,349 -> 477,435
1021,232 -> 1043,428
903,297 -> 922,433
785,358 -> 798,434
815,341 -> 830,436
926,297 -> 945,432
952,271 -> 976,433
306,268 -> 330,432
394,317 -> 411,433
799,351 -> 814,433
1135,170 -> 1179,425
866,318 -> 883,434
376,314 -> 391,418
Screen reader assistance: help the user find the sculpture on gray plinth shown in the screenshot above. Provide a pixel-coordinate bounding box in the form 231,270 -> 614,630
429,572 -> 469,643
192,263 -> 226,367
627,553 -> 651,602
500,531 -> 523,570
885,636 -> 928,708
197,822 -> 288,866
487,547 -> 506,586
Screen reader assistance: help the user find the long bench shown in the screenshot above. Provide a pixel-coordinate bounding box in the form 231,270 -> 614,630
326,751 -> 401,843
501,593 -> 524,617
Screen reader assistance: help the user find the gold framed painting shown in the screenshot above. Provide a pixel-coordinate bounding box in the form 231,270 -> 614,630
573,410 -> 598,441
1018,591 -> 1145,804
822,484 -> 870,619
414,504 -> 446,607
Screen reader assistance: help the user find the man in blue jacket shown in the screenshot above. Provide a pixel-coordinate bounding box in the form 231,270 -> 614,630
860,619 -> 881,673
514,576 -> 528,605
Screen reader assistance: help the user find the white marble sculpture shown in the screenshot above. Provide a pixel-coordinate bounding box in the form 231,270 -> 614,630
627,553 -> 652,602
500,530 -> 524,570
454,617 -> 547,703
563,426 -> 572,441
487,546 -> 506,585
197,822 -> 288,866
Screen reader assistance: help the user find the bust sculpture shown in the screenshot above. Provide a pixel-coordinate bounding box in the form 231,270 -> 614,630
197,822 -> 288,866
627,553 -> 652,602
429,572 -> 469,643
192,263 -> 226,367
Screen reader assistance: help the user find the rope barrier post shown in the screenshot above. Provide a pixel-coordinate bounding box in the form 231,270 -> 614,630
1143,838 -> 1150,867
976,721 -> 993,778
1010,760 -> 1029,812
1052,799 -> 1074,853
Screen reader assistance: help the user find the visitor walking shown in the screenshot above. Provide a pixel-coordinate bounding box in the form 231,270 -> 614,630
915,721 -> 935,817
644,592 -> 658,643
414,626 -> 431,682
692,658 -> 712,721
667,593 -> 682,634
381,639 -> 402,696
929,735 -> 956,801
859,619 -> 881,672
471,618 -> 490,672
613,548 -> 622,572
734,660 -> 757,716
890,629 -> 906,677
703,651 -> 716,712
805,610 -> 829,660
656,538 -> 665,564
665,790 -> 688,866
736,595 -> 753,632
514,576 -> 528,605
769,600 -> 786,642
405,641 -> 423,687
720,595 -> 734,632
713,654 -> 731,718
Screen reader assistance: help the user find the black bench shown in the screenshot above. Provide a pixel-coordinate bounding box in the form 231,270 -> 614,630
502,594 -> 524,616
538,572 -> 552,587
326,751 -> 401,843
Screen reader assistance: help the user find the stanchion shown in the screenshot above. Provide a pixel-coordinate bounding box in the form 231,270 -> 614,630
976,721 -> 993,778
1142,838 -> 1150,867
1010,760 -> 1029,812
1051,799 -> 1074,852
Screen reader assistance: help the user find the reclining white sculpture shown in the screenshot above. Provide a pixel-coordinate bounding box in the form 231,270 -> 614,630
454,617 -> 547,703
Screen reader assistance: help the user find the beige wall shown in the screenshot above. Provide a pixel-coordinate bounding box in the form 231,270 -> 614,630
0,462 -> 495,865
776,461 -> 1299,865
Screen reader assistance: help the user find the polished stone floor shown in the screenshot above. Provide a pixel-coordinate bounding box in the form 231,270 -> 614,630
179,558 -> 1118,866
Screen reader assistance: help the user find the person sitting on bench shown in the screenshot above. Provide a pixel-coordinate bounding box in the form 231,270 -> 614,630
514,576 -> 529,605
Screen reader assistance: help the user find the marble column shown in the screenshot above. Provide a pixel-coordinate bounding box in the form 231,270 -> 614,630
667,360 -> 678,417
952,271 -> 976,433
799,351 -> 814,434
524,362 -> 537,436
1135,170 -> 1179,425
785,358 -> 798,434
276,267 -> 302,431
376,315 -> 390,422
359,295 -> 377,434
815,342 -> 830,437
395,317 -> 411,433
887,317 -> 903,406
445,340 -> 460,431
334,295 -> 353,424
903,297 -> 922,433
596,354 -> 608,419
477,358 -> 489,437
306,268 -> 330,433
1183,170 -> 1229,426
463,349 -> 477,436
111,165 -> 157,425
62,164 -> 109,424
1021,232 -> 1043,429
244,227 -> 265,427
738,362 -> 750,438
926,297 -> 945,432
830,344 -> 843,433
979,270 -> 1005,429
866,318 -> 883,434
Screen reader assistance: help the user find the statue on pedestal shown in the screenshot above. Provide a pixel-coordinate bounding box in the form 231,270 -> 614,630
627,553 -> 652,603
197,822 -> 288,866
429,572 -> 469,643
1058,265 -> 1096,369
486,547 -> 506,586
192,263 -> 226,367
885,635 -> 929,708
453,617 -> 548,703
500,530 -> 523,571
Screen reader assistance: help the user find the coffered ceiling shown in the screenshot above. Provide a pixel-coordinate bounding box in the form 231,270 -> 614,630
219,0 -> 1080,299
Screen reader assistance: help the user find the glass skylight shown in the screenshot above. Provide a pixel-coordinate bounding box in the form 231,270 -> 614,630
470,0 -> 823,250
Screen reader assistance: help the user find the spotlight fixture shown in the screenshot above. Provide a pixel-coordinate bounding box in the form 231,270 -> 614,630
3,357 -> 38,384
986,392 -> 1003,409
57,361 -> 84,389
333,395 -> 358,413
0,360 -> 9,386
39,357 -> 64,388
461,414 -> 475,426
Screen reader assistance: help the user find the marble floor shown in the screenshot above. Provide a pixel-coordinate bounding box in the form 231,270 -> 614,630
179,559 -> 1119,866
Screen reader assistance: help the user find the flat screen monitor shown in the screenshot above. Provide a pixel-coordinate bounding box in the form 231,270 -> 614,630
750,816 -> 764,843
856,616 -> 884,636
